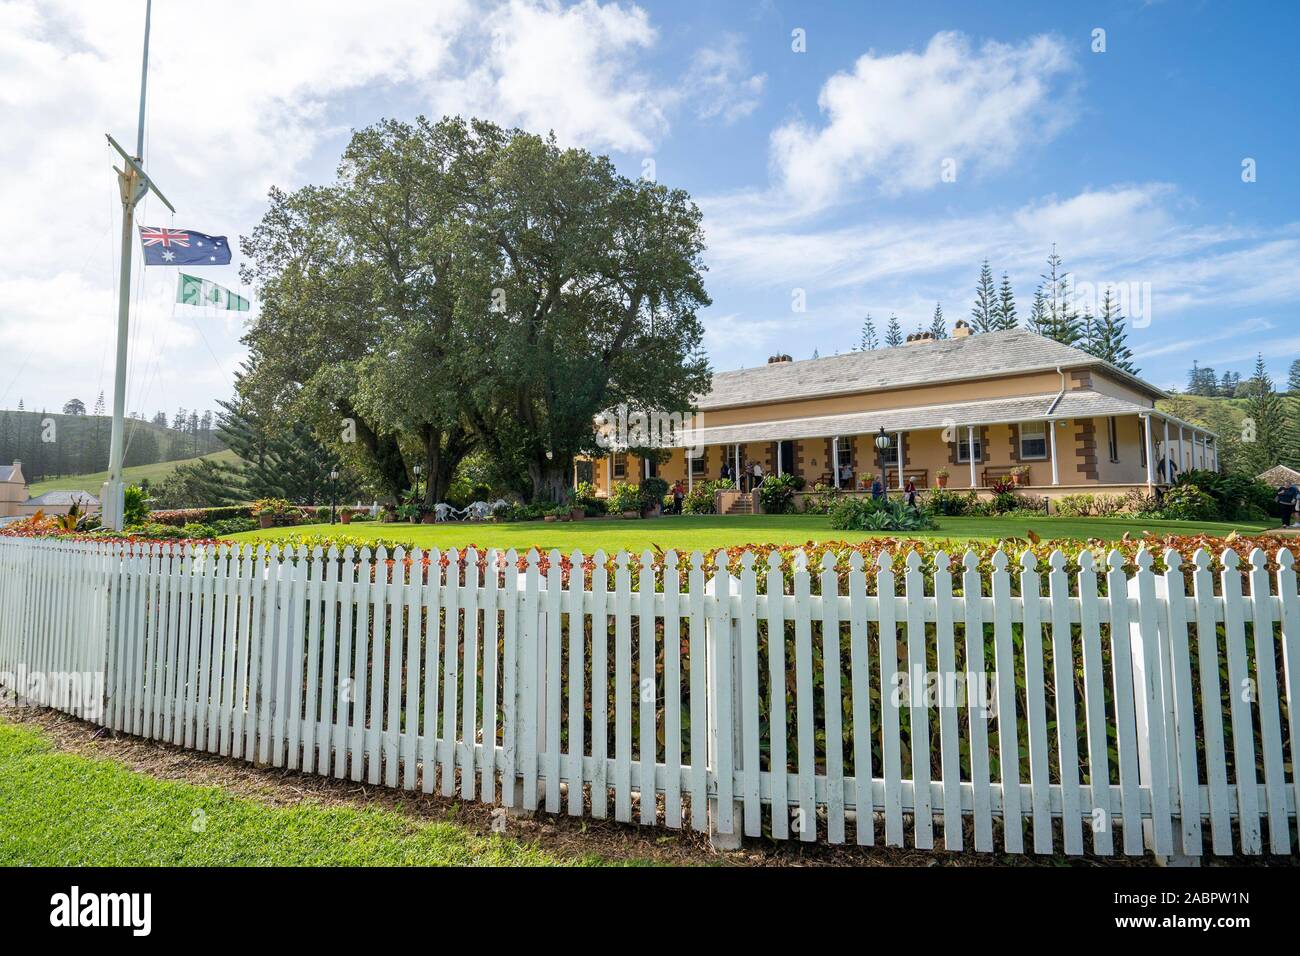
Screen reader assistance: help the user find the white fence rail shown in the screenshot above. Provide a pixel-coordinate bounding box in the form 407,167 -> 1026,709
1,536 -> 1297,857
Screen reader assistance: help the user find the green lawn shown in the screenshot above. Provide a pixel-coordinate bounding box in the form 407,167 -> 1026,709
225,513 -> 1274,554
0,716 -> 622,866
29,449 -> 242,495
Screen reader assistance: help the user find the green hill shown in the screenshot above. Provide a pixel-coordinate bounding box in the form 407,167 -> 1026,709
0,408 -> 225,484
27,449 -> 243,496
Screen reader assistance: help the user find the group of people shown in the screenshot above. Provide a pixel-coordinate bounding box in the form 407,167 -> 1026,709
720,459 -> 767,492
869,475 -> 920,510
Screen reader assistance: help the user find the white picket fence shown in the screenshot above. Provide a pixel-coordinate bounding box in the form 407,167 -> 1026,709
1,535 -> 1297,858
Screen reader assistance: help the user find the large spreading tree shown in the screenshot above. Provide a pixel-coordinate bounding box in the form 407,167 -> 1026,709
241,116 -> 710,505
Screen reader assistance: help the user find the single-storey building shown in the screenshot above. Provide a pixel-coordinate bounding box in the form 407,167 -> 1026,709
583,327 -> 1219,506
0,461 -> 100,518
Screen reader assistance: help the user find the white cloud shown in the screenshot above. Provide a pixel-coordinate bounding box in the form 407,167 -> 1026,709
0,0 -> 673,414
434,0 -> 666,154
770,31 -> 1076,205
684,35 -> 766,124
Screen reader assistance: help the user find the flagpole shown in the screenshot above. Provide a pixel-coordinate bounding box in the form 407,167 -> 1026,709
103,0 -> 156,531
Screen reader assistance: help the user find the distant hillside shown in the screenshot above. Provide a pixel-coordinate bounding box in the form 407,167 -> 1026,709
27,449 -> 242,496
0,409 -> 226,483
1156,393 -> 1250,432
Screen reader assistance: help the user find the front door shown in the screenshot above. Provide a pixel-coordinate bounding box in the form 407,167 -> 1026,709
780,441 -> 795,476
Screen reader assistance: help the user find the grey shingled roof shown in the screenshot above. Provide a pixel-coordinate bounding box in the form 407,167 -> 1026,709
1258,465 -> 1300,488
24,490 -> 99,507
673,389 -> 1155,448
697,328 -> 1162,411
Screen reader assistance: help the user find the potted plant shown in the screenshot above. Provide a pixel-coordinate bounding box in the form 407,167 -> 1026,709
1011,464 -> 1031,486
339,508 -> 353,525
935,467 -> 950,490
252,498 -> 291,529
610,481 -> 642,519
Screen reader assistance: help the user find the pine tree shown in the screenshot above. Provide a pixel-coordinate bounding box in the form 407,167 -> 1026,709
1240,354 -> 1290,474
1040,246 -> 1083,346
884,313 -> 903,347
928,303 -> 947,339
1027,286 -> 1048,335
1084,286 -> 1137,373
971,259 -> 997,332
1288,359 -> 1300,394
994,273 -> 1017,330
1219,371 -> 1241,397
860,314 -> 878,350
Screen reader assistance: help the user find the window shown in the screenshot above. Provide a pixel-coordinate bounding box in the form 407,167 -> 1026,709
1106,417 -> 1119,462
613,453 -> 627,479
956,433 -> 982,463
836,437 -> 855,470
1019,421 -> 1047,460
876,434 -> 899,466
689,453 -> 706,477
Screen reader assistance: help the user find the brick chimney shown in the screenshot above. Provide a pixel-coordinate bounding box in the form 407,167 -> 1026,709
952,320 -> 972,338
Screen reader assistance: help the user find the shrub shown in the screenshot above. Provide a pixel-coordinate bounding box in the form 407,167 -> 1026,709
610,482 -> 642,514
988,479 -> 1022,515
925,488 -> 976,516
683,478 -> 732,515
122,485 -> 149,527
149,505 -> 254,527
828,495 -> 937,532
640,477 -> 669,512
211,517 -> 258,535
801,481 -> 838,515
1053,494 -> 1129,517
1158,483 -> 1217,522
1176,469 -> 1273,521
758,473 -> 803,514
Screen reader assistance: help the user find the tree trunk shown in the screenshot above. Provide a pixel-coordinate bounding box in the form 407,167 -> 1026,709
528,457 -> 571,504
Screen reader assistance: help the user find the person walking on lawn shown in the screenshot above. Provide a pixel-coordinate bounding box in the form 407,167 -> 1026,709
1276,482 -> 1299,528
671,480 -> 685,514
904,476 -> 918,511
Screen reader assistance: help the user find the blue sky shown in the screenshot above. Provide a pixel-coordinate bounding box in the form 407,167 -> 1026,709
2,0 -> 1297,418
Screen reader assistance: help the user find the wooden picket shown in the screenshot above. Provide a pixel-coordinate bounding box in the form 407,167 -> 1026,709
2,535 -> 1298,858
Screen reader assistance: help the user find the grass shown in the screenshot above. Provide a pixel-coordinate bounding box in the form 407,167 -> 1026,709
28,449 -> 241,495
0,715 -> 620,866
225,513 -> 1274,553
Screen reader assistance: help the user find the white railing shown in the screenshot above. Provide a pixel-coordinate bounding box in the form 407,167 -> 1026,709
1,535 -> 1296,857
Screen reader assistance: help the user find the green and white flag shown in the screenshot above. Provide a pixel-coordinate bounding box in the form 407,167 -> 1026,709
176,272 -> 250,312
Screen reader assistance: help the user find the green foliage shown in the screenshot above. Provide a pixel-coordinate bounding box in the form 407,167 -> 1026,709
640,477 -> 669,512
151,456 -> 242,510
800,481 -> 838,515
609,482 -> 642,514
122,485 -> 148,527
1051,493 -> 1127,517
242,115 -> 711,506
682,478 -> 732,515
1156,483 -> 1217,522
987,479 -> 1022,515
251,498 -> 298,526
1174,469 -> 1273,521
828,495 -> 937,532
925,488 -> 978,516
758,473 -> 804,514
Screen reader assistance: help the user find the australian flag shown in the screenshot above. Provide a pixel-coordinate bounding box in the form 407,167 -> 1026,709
138,226 -> 232,266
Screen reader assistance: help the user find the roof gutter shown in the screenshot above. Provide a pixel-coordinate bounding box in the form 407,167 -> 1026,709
1045,366 -> 1067,415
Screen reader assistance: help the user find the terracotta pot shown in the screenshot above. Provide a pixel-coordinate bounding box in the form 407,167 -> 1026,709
258,514 -> 274,529
544,514 -> 558,522
936,476 -> 948,489
622,510 -> 639,519
339,511 -> 352,524
571,508 -> 585,520
421,511 -> 437,524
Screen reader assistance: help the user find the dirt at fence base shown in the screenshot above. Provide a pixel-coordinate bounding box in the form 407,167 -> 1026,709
4,705 -> 1290,868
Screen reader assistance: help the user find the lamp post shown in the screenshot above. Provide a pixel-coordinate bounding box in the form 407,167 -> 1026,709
874,427 -> 890,498
413,463 -> 423,502
329,469 -> 339,524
